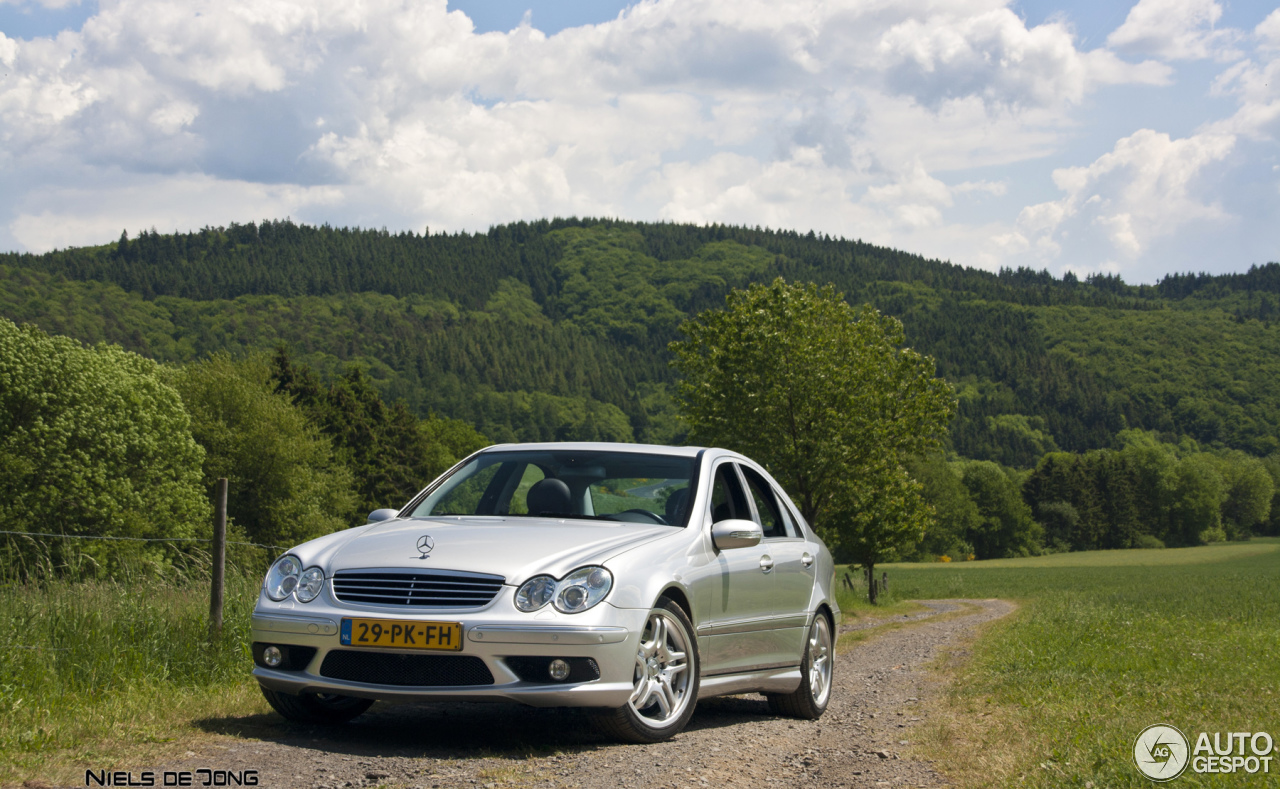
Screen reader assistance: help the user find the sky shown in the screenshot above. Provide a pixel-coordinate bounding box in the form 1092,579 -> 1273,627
0,0 -> 1277,284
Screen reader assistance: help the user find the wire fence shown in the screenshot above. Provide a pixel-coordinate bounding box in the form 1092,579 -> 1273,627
0,530 -> 286,551
0,481 -> 281,600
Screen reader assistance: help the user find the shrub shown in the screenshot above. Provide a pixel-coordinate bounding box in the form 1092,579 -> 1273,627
1133,533 -> 1166,550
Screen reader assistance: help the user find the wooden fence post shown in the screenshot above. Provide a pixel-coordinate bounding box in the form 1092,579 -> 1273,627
210,477 -> 228,637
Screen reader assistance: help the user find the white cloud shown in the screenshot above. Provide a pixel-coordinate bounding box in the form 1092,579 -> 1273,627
1017,128 -> 1235,261
10,172 -> 342,251
1106,0 -> 1240,61
0,0 -> 82,8
0,0 -> 1272,280
0,33 -> 16,69
1258,9 -> 1280,50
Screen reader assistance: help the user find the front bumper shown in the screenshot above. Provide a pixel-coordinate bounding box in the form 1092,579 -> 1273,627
250,592 -> 647,708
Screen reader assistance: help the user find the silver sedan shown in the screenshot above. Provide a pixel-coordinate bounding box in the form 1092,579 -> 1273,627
251,442 -> 838,742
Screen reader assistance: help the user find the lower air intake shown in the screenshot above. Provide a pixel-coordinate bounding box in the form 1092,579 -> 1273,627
319,650 -> 495,686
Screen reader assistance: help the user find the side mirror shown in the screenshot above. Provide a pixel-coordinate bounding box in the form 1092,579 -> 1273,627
711,519 -> 763,551
366,508 -> 399,524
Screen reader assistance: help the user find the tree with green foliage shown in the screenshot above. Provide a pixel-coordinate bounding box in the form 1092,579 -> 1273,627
0,319 -> 208,575
962,462 -> 1043,558
164,354 -> 359,550
271,348 -> 488,515
670,278 -> 954,601
1169,454 -> 1227,545
904,454 -> 979,560
1214,450 -> 1274,539
1261,455 -> 1280,536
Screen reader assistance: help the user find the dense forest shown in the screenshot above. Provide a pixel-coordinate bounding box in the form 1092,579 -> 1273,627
2,218 -> 1278,562
4,219 -> 1279,461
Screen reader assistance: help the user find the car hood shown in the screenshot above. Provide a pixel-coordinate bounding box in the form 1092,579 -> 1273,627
305,516 -> 679,583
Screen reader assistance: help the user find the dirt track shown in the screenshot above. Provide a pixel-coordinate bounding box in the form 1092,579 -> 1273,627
149,598 -> 1014,789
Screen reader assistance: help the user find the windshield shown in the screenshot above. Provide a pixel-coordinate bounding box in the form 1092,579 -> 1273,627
406,449 -> 698,527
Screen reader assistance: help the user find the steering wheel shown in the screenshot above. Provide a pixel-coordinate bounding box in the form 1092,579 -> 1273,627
619,508 -> 669,525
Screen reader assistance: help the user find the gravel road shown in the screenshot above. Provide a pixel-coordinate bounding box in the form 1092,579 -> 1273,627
154,598 -> 1014,789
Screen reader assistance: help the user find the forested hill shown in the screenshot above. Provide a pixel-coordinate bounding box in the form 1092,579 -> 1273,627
2,218 -> 1278,465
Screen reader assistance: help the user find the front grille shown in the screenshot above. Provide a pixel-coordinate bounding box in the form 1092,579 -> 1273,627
332,569 -> 505,608
320,650 -> 495,686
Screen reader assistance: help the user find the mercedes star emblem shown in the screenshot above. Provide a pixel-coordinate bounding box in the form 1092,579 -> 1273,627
416,534 -> 435,559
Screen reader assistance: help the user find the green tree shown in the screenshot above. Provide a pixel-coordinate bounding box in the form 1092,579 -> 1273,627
670,279 -> 954,601
905,454 -> 979,560
271,348 -> 489,515
1214,451 -> 1274,539
1261,455 -> 1280,536
962,461 -> 1043,559
1035,501 -> 1080,553
164,354 -> 359,549
1168,454 -> 1226,545
0,319 -> 208,575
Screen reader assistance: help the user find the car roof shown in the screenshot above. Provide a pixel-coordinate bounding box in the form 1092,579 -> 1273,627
479,442 -> 709,459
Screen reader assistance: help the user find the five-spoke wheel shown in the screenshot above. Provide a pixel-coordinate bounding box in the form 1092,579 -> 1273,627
766,611 -> 833,719
593,597 -> 700,742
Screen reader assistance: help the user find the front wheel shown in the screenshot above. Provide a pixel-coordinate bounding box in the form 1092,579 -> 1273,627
260,686 -> 373,724
592,597 -> 700,743
766,611 -> 833,719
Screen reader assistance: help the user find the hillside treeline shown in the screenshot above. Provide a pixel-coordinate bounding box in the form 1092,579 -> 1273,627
3,220 -> 1279,463
909,431 -> 1279,562
2,315 -> 1276,575
2,218 -> 1279,565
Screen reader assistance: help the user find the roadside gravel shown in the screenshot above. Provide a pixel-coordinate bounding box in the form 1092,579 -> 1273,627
150,598 -> 1014,789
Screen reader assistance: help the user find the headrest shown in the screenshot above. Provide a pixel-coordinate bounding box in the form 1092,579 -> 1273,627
665,487 -> 689,522
526,478 -> 572,517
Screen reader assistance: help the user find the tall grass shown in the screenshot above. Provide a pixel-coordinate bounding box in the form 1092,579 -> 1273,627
881,540 -> 1280,788
0,540 -> 266,784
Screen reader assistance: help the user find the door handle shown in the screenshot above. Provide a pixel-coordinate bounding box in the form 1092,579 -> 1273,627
801,552 -> 814,567
759,555 -> 774,573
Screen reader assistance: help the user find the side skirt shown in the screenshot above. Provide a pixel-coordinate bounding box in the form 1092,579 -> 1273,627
696,666 -> 802,699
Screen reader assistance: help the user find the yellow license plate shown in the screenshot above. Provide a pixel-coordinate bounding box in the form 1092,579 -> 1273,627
340,618 -> 463,651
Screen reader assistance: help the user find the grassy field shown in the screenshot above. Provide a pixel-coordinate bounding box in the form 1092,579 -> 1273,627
0,572 -> 267,786
2,540 -> 1276,787
869,539 -> 1280,788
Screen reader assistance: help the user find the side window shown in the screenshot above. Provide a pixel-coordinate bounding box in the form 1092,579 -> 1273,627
742,467 -> 787,538
709,464 -> 749,523
782,499 -> 808,538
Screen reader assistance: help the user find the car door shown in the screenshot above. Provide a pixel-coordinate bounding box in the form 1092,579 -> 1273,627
740,464 -> 814,658
700,461 -> 793,675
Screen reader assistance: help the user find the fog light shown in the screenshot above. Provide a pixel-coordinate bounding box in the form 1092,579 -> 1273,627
263,645 -> 283,668
548,659 -> 571,681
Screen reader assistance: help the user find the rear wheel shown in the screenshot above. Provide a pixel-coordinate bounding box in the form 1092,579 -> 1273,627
260,686 -> 373,724
592,597 -> 700,743
766,611 -> 832,719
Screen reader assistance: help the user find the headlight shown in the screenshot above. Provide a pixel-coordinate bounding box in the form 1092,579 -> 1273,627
515,576 -> 557,612
514,567 -> 613,614
264,555 -> 302,601
554,566 -> 612,614
295,567 -> 325,603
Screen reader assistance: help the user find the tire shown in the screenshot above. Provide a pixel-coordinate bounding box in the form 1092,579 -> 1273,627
766,611 -> 833,720
260,686 -> 374,725
592,597 -> 701,743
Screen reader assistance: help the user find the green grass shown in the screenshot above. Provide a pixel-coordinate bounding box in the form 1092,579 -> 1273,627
3,540 -> 1276,786
873,539 -> 1280,787
0,571 -> 265,785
